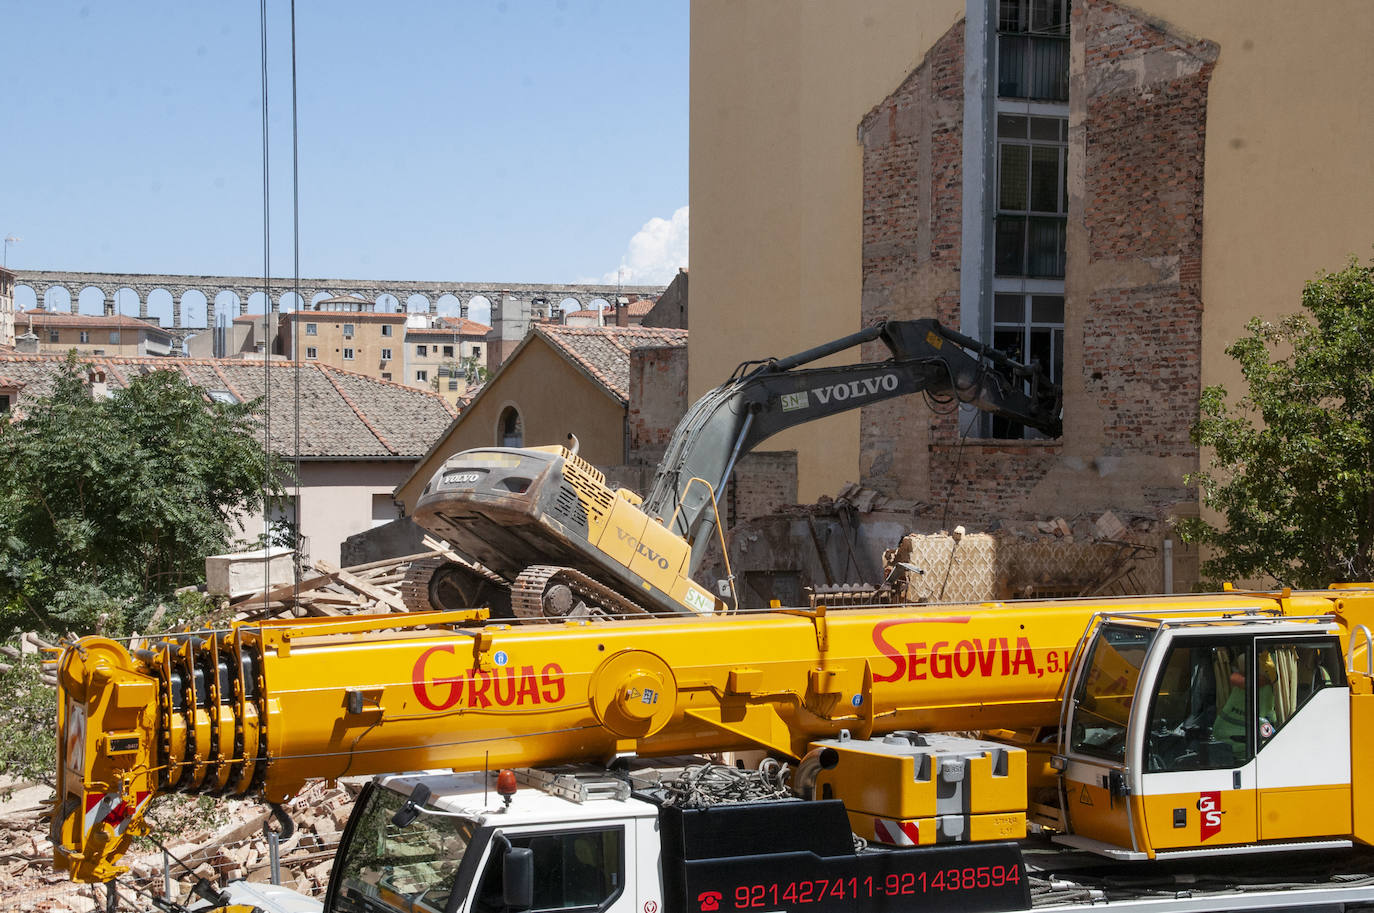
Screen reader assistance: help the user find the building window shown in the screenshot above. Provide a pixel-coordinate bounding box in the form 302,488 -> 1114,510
79,331 -> 91,343
448,379 -> 458,391
49,330 -> 59,343
995,114 -> 1067,279
472,344 -> 482,360
343,347 -> 355,360
416,369 -> 428,382
381,324 -> 393,337
381,348 -> 392,361
343,324 -> 355,338
0,394 -> 9,413
109,331 -> 120,344
306,323 -> 318,335
382,372 -> 392,381
498,405 -> 523,448
306,346 -> 317,359
417,344 -> 428,357
990,293 -> 1064,438
443,344 -> 454,357
997,0 -> 1069,102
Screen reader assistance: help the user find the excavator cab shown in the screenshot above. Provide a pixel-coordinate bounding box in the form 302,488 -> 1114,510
1054,612 -> 1352,860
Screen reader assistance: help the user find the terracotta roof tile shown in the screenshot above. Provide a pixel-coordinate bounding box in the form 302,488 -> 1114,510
19,309 -> 175,336
535,325 -> 687,402
0,353 -> 453,458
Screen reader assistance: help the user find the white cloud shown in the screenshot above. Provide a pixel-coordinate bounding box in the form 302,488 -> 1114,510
589,206 -> 688,287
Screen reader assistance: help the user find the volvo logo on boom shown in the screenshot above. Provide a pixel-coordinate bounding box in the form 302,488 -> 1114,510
780,373 -> 900,412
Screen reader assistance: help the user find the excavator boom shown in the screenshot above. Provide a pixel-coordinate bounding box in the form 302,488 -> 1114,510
411,318 -> 1061,620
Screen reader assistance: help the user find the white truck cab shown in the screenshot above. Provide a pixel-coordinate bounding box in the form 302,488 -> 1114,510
325,768 -> 664,913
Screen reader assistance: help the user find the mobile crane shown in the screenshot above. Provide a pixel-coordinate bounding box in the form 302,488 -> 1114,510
52,584 -> 1374,912
406,318 -> 1061,621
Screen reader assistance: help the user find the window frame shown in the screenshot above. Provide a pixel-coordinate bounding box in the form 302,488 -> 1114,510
342,323 -> 355,338
381,347 -> 393,361
305,322 -> 318,336
343,347 -> 355,361
305,346 -> 318,360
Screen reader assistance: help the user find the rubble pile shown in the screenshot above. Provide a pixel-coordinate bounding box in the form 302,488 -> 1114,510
0,780 -> 357,911
231,544 -> 453,619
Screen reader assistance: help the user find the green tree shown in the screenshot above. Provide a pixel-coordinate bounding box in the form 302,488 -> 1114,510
0,356 -> 289,636
1180,256 -> 1374,587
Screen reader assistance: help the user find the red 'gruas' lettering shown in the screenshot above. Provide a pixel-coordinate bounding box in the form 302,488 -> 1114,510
871,620 -> 1040,683
411,648 -> 565,710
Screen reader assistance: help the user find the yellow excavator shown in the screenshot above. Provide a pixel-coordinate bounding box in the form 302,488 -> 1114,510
407,318 -> 1061,621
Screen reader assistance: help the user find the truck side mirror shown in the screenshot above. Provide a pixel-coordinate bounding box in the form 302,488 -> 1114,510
503,846 -> 534,911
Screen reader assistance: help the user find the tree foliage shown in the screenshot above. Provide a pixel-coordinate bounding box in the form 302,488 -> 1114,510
1179,257 -> 1374,587
0,357 -> 288,636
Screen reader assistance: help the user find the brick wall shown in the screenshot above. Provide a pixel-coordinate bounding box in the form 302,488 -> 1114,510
855,1 -> 1216,529
857,21 -> 965,502
1078,0 -> 1217,475
729,451 -> 799,525
628,344 -> 689,465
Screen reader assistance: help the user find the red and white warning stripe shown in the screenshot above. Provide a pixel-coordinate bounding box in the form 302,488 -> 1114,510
83,790 -> 150,838
872,817 -> 921,846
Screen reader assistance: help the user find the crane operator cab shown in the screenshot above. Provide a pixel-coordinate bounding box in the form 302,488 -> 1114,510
1053,611 -> 1354,860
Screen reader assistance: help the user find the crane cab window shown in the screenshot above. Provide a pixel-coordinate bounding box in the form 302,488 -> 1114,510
1070,624 -> 1155,762
1144,637 -> 1345,773
329,784 -> 476,913
476,827 -> 624,913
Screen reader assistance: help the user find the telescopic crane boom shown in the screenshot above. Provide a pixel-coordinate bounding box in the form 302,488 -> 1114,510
52,586 -> 1374,886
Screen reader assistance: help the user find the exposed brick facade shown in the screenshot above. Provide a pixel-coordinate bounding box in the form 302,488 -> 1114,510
855,0 -> 1216,527
1078,0 -> 1216,472
857,20 -> 965,502
628,345 -> 689,465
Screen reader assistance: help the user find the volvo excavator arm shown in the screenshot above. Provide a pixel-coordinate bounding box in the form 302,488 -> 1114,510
643,318 -> 1062,571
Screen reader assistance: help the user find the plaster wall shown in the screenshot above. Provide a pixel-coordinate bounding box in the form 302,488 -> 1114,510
691,0 -> 1374,505
690,0 -> 964,501
237,459 -> 416,567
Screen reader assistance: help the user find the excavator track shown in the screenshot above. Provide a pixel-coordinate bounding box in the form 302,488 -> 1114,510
511,564 -> 655,622
402,555 -> 514,617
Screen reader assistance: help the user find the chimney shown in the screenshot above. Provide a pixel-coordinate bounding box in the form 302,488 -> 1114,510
615,296 -> 630,327
87,368 -> 109,400
15,331 -> 39,354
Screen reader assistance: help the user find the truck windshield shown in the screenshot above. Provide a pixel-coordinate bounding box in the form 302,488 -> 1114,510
1070,624 -> 1156,762
330,785 -> 476,913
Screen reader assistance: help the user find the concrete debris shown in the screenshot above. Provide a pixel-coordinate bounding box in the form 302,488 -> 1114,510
0,778 -> 363,909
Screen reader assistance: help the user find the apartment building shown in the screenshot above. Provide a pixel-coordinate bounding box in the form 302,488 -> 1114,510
402,314 -> 490,406
278,295 -> 406,382
17,307 -> 176,356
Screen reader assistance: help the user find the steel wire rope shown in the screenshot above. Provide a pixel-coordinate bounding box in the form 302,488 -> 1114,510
258,0 -> 273,598
290,0 -> 302,603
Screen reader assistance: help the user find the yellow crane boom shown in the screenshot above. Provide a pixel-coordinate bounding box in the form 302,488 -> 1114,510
52,588 -> 1374,883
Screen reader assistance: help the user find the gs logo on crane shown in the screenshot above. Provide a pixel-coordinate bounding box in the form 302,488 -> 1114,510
411,644 -> 566,711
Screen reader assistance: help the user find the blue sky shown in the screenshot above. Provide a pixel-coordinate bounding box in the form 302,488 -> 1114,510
0,1 -> 688,303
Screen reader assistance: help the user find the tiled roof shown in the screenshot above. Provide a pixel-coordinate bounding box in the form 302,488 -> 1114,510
534,325 -> 687,402
0,374 -> 22,389
20,309 -> 175,336
406,317 -> 491,338
0,353 -> 455,458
